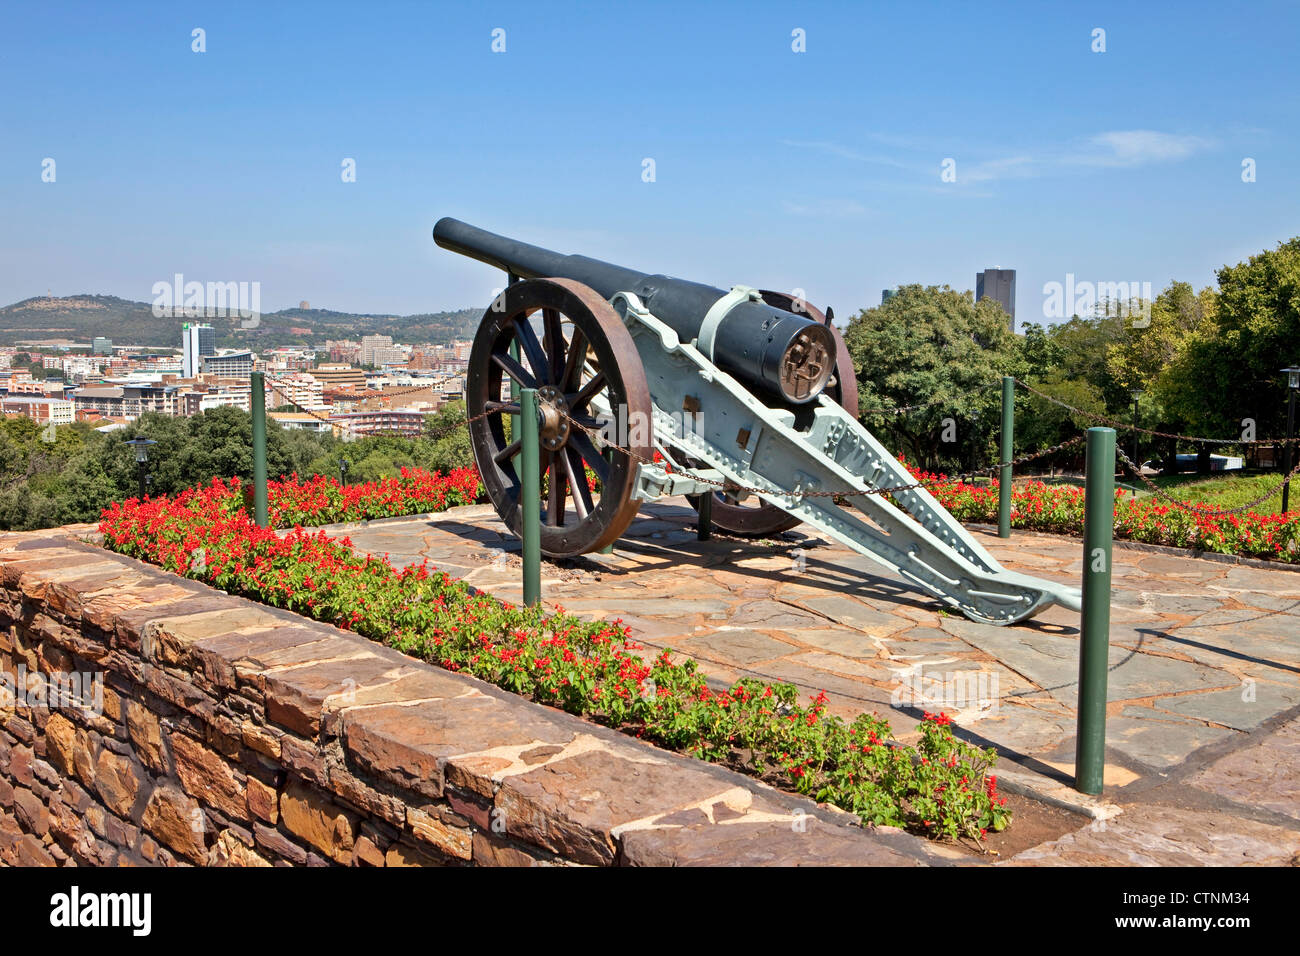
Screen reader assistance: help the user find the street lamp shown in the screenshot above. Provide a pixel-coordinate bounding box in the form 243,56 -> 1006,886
1130,388 -> 1144,472
124,437 -> 157,500
338,456 -> 349,487
1282,367 -> 1300,514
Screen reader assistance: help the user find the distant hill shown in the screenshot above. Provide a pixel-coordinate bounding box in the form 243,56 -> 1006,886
0,294 -> 483,349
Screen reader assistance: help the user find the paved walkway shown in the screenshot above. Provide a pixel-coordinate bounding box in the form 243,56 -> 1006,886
329,499 -> 1300,865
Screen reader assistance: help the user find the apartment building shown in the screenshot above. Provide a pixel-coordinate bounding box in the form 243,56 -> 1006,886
1,396 -> 75,425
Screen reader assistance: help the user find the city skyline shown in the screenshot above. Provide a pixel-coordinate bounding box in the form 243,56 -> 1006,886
4,1 -> 1298,324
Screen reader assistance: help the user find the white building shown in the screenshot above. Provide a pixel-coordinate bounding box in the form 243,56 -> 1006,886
269,373 -> 328,411
182,323 -> 216,378
0,396 -> 75,425
199,350 -> 255,379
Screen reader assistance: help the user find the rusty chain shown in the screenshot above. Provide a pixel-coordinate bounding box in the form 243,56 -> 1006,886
989,434 -> 1088,474
263,377 -> 493,441
857,381 -> 1000,418
264,376 -> 1299,520
560,412 -> 931,501
1014,377 -> 1300,447
1113,444 -> 1300,518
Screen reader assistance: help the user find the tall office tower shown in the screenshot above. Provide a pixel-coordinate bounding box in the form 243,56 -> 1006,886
182,323 -> 216,378
976,269 -> 1016,331
360,334 -> 394,366
881,288 -> 897,305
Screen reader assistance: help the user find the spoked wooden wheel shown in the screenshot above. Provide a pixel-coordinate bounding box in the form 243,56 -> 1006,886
683,291 -> 859,537
467,277 -> 652,558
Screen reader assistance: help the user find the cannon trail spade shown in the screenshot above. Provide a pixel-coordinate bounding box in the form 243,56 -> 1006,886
434,217 -> 1081,625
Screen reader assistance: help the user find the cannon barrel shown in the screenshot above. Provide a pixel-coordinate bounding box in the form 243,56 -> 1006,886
434,217 -> 835,403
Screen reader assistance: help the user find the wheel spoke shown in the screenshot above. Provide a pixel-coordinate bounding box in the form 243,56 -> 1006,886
494,438 -> 522,465
564,447 -> 592,519
512,316 -> 550,384
485,400 -> 520,416
547,453 -> 564,526
568,371 -> 606,412
492,350 -> 537,390
568,411 -> 603,430
542,309 -> 566,384
559,328 -> 587,391
571,431 -> 611,485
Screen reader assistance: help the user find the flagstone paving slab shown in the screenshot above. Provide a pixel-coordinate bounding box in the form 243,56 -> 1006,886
1102,717 -> 1239,769
675,629 -> 799,666
1158,682 -> 1300,731
1185,715 -> 1300,823
329,504 -> 1300,782
1002,803 -> 1300,866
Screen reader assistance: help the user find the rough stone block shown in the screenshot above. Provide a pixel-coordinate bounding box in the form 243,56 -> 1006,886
140,785 -> 207,864
92,748 -> 145,818
170,731 -> 248,821
279,778 -> 357,863
406,806 -> 471,861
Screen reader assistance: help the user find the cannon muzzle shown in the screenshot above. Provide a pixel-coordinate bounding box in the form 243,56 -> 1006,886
434,217 -> 835,403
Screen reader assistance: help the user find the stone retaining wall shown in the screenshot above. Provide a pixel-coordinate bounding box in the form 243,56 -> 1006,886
0,527 -> 945,867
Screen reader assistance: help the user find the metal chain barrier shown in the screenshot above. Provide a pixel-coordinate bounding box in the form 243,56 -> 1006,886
990,433 -> 1088,473
262,376 -> 495,442
261,377 -> 1299,519
1114,444 -> 1300,518
1014,377 -> 1300,447
561,412 -> 928,501
858,380 -> 999,418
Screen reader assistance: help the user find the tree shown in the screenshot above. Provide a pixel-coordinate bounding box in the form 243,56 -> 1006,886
843,285 -> 1021,471
1163,239 -> 1300,444
421,401 -> 474,473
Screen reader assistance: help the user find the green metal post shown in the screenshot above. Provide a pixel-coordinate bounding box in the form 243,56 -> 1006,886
519,387 -> 541,607
509,338 -> 521,446
251,371 -> 268,527
697,491 -> 713,541
599,447 -> 615,554
998,376 -> 1014,538
1075,426 -> 1115,795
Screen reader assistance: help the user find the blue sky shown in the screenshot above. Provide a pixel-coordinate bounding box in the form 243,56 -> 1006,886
3,0 -> 1299,326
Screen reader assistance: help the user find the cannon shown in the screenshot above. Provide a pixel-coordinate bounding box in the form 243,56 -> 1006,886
434,217 -> 1081,625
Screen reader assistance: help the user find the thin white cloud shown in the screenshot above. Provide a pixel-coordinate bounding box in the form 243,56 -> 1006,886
781,139 -> 910,169
1078,130 -> 1212,167
784,130 -> 1212,189
782,198 -> 869,218
959,155 -> 1037,183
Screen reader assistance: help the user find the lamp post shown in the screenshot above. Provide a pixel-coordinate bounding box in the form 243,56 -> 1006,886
125,437 -> 157,500
1130,388 -> 1144,472
1282,367 -> 1300,514
339,457 -> 349,487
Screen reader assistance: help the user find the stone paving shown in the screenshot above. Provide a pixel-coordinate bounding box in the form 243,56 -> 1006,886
331,499 -> 1300,865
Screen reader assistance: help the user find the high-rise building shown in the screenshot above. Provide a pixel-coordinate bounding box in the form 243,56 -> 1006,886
360,335 -> 394,366
182,323 -> 216,377
976,269 -> 1016,330
881,288 -> 897,305
92,337 -> 113,355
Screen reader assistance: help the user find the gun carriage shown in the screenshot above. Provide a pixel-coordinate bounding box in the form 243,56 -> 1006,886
434,217 -> 1080,625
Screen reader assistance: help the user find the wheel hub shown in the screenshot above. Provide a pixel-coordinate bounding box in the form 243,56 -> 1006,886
537,385 -> 571,450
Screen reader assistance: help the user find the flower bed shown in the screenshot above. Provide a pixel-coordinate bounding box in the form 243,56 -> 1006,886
265,466 -> 481,526
906,465 -> 1300,564
98,477 -> 1011,847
